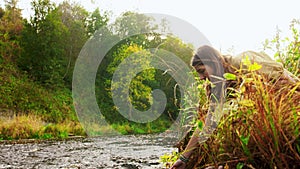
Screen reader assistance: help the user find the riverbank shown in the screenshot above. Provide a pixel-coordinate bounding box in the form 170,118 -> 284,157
0,115 -> 85,140
0,135 -> 86,145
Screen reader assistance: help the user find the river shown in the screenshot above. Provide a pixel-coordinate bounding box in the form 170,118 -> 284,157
0,134 -> 177,169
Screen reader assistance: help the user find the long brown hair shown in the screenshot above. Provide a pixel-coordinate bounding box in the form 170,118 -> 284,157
191,45 -> 227,79
191,45 -> 227,103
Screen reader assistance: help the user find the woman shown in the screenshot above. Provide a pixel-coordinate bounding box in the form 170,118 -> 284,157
170,45 -> 299,169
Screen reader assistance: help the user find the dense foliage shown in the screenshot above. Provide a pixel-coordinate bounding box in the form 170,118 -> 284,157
1,1 -> 299,168
0,0 -> 194,139
162,19 -> 300,169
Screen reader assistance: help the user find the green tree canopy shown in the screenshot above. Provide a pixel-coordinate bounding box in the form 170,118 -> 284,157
19,0 -> 68,86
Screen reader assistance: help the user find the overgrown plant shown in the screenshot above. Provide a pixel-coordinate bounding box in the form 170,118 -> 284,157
176,74 -> 208,140
163,57 -> 300,169
0,115 -> 85,140
207,58 -> 300,168
264,19 -> 300,77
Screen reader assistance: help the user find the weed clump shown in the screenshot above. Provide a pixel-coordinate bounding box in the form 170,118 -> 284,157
170,68 -> 300,169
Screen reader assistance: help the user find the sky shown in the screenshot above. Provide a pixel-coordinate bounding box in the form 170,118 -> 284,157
2,0 -> 300,56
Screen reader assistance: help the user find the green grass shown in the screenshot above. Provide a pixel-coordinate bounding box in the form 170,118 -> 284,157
110,119 -> 171,135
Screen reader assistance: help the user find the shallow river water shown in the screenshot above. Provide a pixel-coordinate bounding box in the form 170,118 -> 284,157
0,134 -> 177,169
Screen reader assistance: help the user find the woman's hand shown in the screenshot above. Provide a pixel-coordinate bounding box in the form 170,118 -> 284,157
170,159 -> 186,169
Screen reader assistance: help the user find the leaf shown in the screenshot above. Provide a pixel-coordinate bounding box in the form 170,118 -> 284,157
244,78 -> 254,83
223,73 -> 237,81
240,85 -> 246,93
240,134 -> 251,156
239,99 -> 254,107
198,121 -> 204,130
248,62 -> 262,71
242,56 -> 251,66
236,162 -> 244,169
241,134 -> 250,146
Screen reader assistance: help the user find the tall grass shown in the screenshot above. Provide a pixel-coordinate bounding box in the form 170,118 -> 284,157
208,72 -> 300,168
0,114 -> 85,140
170,71 -> 300,169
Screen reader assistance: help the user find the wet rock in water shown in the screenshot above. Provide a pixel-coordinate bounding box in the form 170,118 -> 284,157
121,163 -> 139,169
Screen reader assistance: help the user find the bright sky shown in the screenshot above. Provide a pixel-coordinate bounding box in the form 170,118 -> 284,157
2,0 -> 300,55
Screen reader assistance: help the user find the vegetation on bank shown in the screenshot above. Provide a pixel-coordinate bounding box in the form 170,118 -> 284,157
0,60 -> 85,140
0,0 -> 98,140
0,0 -> 193,139
161,19 -> 300,169
0,115 -> 84,140
1,1 -> 299,168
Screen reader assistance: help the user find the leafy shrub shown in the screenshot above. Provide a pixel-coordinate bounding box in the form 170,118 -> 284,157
264,19 -> 300,77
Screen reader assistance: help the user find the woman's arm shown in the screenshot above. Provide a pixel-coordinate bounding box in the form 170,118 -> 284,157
170,128 -> 200,169
181,127 -> 201,158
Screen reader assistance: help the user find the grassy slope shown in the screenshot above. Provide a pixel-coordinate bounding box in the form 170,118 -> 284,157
0,60 -> 85,140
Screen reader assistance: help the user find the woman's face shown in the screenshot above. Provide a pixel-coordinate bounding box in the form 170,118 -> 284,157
194,65 -> 214,80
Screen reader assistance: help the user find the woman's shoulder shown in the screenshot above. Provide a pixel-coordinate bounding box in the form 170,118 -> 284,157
235,51 -> 274,62
224,50 -> 283,68
225,50 -> 285,79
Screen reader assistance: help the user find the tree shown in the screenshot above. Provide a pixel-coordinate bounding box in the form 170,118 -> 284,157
106,44 -> 156,122
0,0 -> 23,62
57,0 -> 89,87
1,0 -> 23,38
158,36 -> 194,65
95,12 -> 193,125
0,7 -> 4,19
86,7 -> 109,37
19,0 -> 68,86
94,12 -> 159,124
113,11 -> 157,37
